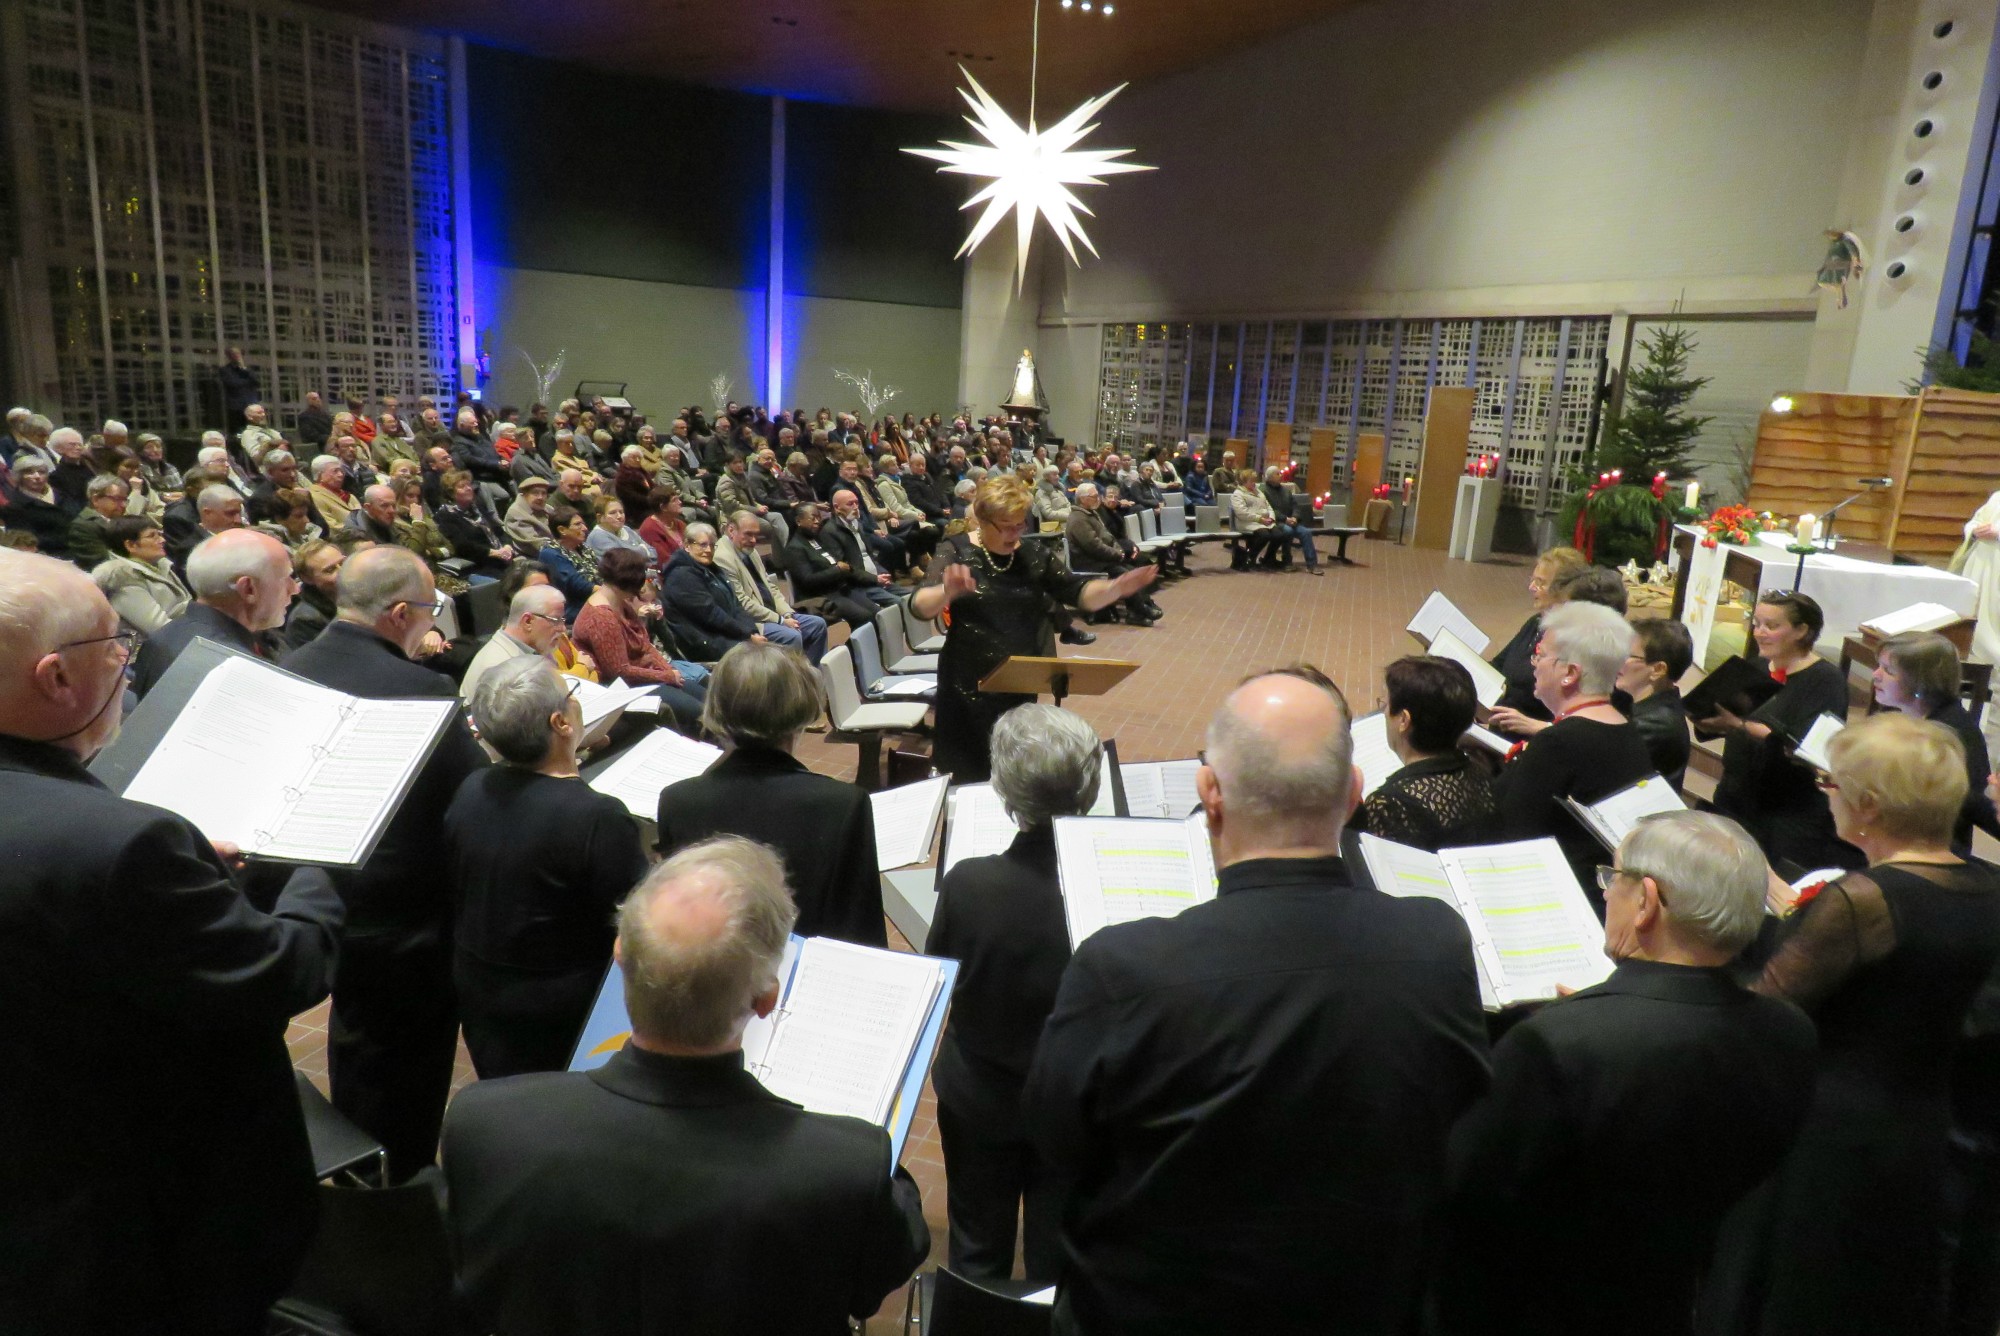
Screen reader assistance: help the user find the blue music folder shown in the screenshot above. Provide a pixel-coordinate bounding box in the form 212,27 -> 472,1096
568,937 -> 958,1167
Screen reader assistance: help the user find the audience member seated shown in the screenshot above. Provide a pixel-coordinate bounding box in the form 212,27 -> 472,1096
252,487 -> 324,553
660,522 -> 766,661
928,704 -> 1098,1284
902,450 -> 951,523
1227,478 -> 1291,569
1871,630 -> 1999,849
4,455 -> 72,557
280,546 -> 487,1181
307,454 -> 360,532
1489,601 -> 1653,902
435,468 -> 516,571
91,515 -> 189,638
167,482 -> 248,579
1488,545 -> 1590,720
131,528 -> 295,696
503,476 -> 556,554
1180,455 -> 1214,511
65,475 -> 129,569
586,498 -> 652,563
1621,617 -> 1694,790
1258,465 -> 1322,575
637,486 -> 688,567
1357,656 -> 1496,852
785,501 -> 900,628
1025,667 -> 1489,1333
247,448 -> 299,516
536,506 -> 598,621
279,538 -> 344,654
440,836 -> 929,1334
1033,465 -> 1072,525
1437,811 -> 1815,1336
1706,714 -> 2000,1336
0,548 -> 344,1334
1066,483 -> 1162,625
461,583 -> 567,704
1702,590 -> 1854,872
447,657 -> 647,1078
569,547 -> 707,733
344,482 -> 401,545
656,642 -> 884,944
715,510 -> 828,664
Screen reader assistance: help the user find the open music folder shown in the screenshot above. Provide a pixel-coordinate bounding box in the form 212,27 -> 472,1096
564,677 -> 659,737
117,653 -> 456,866
1349,712 -> 1404,797
1118,758 -> 1202,818
1428,627 -> 1508,708
1560,774 -> 1688,853
1791,712 -> 1846,773
1356,833 -> 1612,1008
871,774 -> 949,872
1407,591 -> 1491,656
940,782 -> 1020,876
1052,813 -> 1219,948
567,936 -> 956,1166
587,729 -> 724,820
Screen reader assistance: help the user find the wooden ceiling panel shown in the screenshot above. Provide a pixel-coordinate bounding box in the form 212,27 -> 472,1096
307,0 -> 1369,113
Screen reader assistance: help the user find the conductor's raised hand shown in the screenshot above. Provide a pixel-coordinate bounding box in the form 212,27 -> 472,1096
941,562 -> 978,601
1110,565 -> 1158,599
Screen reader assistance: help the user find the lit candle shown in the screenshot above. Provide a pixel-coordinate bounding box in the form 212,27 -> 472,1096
1684,480 -> 1699,510
1798,513 -> 1817,544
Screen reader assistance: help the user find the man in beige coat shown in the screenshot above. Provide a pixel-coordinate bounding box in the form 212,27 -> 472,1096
715,511 -> 828,664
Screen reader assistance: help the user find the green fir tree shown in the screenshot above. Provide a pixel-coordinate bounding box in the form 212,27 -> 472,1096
1599,321 -> 1712,481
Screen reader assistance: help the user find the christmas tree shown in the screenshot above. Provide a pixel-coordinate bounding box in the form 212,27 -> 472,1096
1598,321 -> 1712,480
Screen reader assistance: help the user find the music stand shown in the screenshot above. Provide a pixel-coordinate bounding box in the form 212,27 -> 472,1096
979,655 -> 1139,708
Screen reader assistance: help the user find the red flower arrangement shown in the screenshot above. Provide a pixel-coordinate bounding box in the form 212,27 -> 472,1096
1700,504 -> 1768,550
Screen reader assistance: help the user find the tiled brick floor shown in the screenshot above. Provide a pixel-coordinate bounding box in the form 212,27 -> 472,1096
285,534 -> 1537,1327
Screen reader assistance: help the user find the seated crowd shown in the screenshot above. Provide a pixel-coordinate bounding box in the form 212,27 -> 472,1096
10,388 -> 2000,1336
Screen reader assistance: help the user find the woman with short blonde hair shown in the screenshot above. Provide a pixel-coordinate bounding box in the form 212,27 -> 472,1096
909,472 -> 1158,779
1713,708 -> 2000,1335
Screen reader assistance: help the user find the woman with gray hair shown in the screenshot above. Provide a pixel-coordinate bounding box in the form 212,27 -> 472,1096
925,704 -> 1102,1282
443,656 -> 648,1078
1439,809 -> 1817,1335
654,641 -> 885,945
1491,599 -> 1654,902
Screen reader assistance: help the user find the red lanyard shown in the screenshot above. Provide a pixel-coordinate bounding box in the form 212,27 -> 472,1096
1503,698 -> 1611,762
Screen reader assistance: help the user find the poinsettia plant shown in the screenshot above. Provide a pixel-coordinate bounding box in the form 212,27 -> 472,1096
1700,504 -> 1768,549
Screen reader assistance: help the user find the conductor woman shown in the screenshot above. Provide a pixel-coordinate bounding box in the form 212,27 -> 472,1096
910,475 -> 1156,781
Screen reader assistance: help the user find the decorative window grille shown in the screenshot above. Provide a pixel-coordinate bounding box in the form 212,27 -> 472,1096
1095,314 -> 1610,513
8,0 -> 456,436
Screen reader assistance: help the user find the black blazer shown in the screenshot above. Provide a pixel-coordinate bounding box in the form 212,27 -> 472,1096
1489,613 -> 1548,720
131,600 -> 272,697
1631,687 -> 1693,790
786,529 -> 871,595
927,824 -> 1073,1137
659,549 -> 758,660
0,735 -> 344,1334
1024,856 -> 1490,1335
442,1045 -> 929,1336
656,744 -> 887,946
1435,960 -> 1816,1336
279,621 -> 487,936
1928,697 -> 2000,848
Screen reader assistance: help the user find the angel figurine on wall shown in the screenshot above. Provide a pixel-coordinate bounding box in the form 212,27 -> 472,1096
1816,230 -> 1867,309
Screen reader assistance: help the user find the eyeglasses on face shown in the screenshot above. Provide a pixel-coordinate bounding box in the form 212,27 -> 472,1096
1594,865 -> 1670,904
57,630 -> 141,661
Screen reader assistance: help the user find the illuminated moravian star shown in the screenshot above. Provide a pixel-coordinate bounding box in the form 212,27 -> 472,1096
905,68 -> 1154,292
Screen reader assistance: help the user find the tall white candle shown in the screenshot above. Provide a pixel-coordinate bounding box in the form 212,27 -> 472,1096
1684,481 -> 1700,510
1798,513 -> 1817,544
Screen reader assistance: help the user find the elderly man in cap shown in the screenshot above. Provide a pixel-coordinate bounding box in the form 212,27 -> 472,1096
0,547 -> 343,1333
504,475 -> 557,554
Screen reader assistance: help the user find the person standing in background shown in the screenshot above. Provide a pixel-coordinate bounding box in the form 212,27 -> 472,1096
218,346 -> 260,432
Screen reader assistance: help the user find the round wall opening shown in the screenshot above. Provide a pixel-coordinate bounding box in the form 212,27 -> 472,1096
1914,118 -> 1936,138
1934,20 -> 1955,38
1887,260 -> 1910,279
1923,71 -> 1945,90
1895,215 -> 1917,233
1906,167 -> 1927,185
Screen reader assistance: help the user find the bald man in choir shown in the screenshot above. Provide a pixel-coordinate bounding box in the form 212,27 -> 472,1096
1024,667 -> 1490,1334
1431,811 -> 1816,1336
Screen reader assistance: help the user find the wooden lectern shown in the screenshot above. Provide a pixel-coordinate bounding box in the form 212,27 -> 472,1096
980,655 -> 1139,708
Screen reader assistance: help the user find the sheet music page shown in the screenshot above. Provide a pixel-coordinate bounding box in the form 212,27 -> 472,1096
1429,628 -> 1508,707
1350,713 -> 1404,797
870,774 -> 949,871
1861,601 -> 1959,636
1157,759 -> 1201,818
752,939 -> 943,1124
942,782 -> 1020,873
1053,813 -> 1218,947
877,675 -> 937,697
1793,713 -> 1846,773
738,935 -> 803,1074
567,678 -> 656,734
1089,747 -> 1118,816
262,697 -> 456,863
122,656 -> 348,852
1357,833 -> 1500,1009
1440,839 -> 1613,1006
1462,723 -> 1510,754
1581,775 -> 1687,851
1408,591 -> 1491,656
1117,760 -> 1204,819
589,729 -> 725,820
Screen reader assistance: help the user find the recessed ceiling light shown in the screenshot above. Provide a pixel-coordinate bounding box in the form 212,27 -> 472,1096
1103,3 -> 1114,12
1080,1 -> 1092,9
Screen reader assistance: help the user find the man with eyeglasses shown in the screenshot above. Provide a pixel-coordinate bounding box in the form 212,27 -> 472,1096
280,546 -> 487,1182
0,547 -> 344,1333
1435,810 -> 1816,1336
460,583 -> 570,704
131,528 -> 297,698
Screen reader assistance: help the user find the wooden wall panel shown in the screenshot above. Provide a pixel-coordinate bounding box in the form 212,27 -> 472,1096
1263,421 -> 1291,478
1307,427 -> 1337,501
1414,387 -> 1475,550
1744,392 -> 1909,545
1350,431 -> 1386,512
1888,389 -> 2000,561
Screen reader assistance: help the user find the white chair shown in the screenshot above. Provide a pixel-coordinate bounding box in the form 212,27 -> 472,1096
1195,505 -> 1223,533
817,645 -> 929,791
875,607 -> 940,673
1138,509 -> 1160,541
900,599 -> 945,653
850,621 -> 936,702
1159,506 -> 1190,538
1122,513 -> 1144,545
